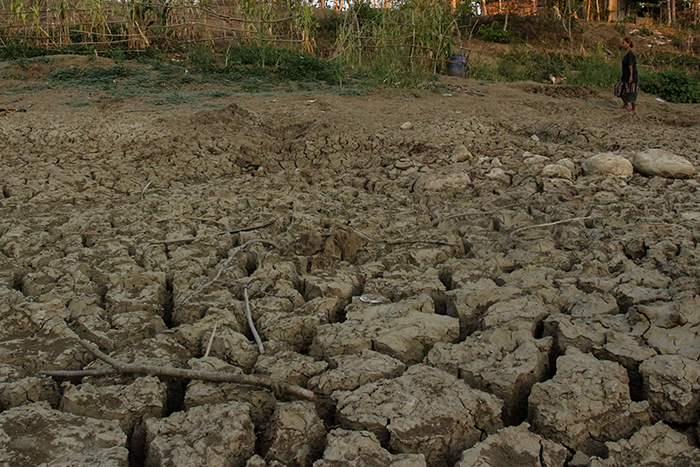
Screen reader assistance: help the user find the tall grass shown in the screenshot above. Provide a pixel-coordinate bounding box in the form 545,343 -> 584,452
0,0 -> 317,52
332,0 -> 459,84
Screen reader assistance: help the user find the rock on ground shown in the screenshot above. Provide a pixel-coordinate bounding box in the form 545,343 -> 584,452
335,364 -> 503,467
581,153 -> 633,177
541,164 -> 572,179
313,429 -> 426,467
632,149 -> 695,178
589,422 -> 700,467
528,349 -> 650,456
262,401 -> 326,467
455,423 -> 569,467
413,163 -> 472,193
0,401 -> 129,466
144,402 -> 255,467
640,354 -> 700,424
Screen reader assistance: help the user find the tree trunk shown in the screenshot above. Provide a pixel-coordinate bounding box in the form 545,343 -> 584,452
608,0 -> 618,21
671,0 -> 676,23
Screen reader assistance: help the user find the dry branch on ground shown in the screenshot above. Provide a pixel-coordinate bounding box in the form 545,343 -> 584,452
39,338 -> 316,401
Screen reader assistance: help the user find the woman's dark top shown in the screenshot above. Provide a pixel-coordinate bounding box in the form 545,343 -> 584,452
622,50 -> 638,83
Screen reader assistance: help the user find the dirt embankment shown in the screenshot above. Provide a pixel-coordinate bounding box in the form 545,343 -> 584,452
1,60 -> 700,467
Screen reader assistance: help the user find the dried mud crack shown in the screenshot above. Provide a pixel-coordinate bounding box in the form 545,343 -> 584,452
2,70 -> 700,467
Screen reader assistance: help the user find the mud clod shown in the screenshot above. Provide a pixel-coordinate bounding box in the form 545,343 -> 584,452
144,402 -> 255,467
335,364 -> 503,467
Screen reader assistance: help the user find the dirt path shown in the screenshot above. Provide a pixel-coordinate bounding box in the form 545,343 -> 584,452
1,57 -> 700,466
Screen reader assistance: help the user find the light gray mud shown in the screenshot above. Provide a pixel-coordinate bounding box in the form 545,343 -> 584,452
2,57 -> 700,466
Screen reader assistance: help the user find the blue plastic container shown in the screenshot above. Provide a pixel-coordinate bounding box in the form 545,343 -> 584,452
447,54 -> 467,78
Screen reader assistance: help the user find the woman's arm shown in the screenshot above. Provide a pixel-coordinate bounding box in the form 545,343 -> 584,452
629,65 -> 634,82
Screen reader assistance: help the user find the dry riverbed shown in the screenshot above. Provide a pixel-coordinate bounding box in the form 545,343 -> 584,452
1,55 -> 700,466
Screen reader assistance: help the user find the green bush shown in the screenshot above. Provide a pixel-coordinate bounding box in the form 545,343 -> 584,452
186,46 -> 218,73
471,50 -> 620,86
493,50 -> 573,81
352,1 -> 384,26
671,35 -> 684,48
568,55 -> 620,87
641,68 -> 700,103
637,50 -> 700,70
479,22 -> 513,44
223,45 -> 341,83
0,42 -> 55,60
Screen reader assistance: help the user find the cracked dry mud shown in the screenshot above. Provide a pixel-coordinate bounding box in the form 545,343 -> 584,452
2,57 -> 700,467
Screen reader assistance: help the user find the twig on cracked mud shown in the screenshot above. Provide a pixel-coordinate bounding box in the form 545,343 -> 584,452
38,338 -> 315,401
509,216 -> 592,237
386,239 -> 460,247
140,180 -> 152,199
444,202 -> 524,220
244,287 -> 265,354
353,229 -> 459,248
178,239 -> 279,306
152,219 -> 275,245
155,216 -> 228,226
203,322 -> 218,358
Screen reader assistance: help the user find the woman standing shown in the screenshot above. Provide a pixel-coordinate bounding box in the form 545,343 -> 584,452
616,37 -> 638,113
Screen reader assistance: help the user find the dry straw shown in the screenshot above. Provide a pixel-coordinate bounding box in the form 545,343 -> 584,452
0,0 -> 311,49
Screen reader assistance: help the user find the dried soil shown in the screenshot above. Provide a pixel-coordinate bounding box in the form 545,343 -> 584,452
2,56 -> 700,466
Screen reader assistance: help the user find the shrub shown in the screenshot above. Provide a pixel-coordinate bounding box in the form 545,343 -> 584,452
479,22 -> 513,44
641,68 -> 700,103
0,42 -> 54,60
223,45 -> 341,83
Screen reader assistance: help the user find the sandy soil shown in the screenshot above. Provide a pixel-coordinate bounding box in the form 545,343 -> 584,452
2,55 -> 700,466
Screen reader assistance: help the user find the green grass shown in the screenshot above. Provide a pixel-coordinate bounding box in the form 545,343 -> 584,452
34,43 -> 361,105
65,100 -> 90,107
152,92 -> 191,106
47,65 -> 142,85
